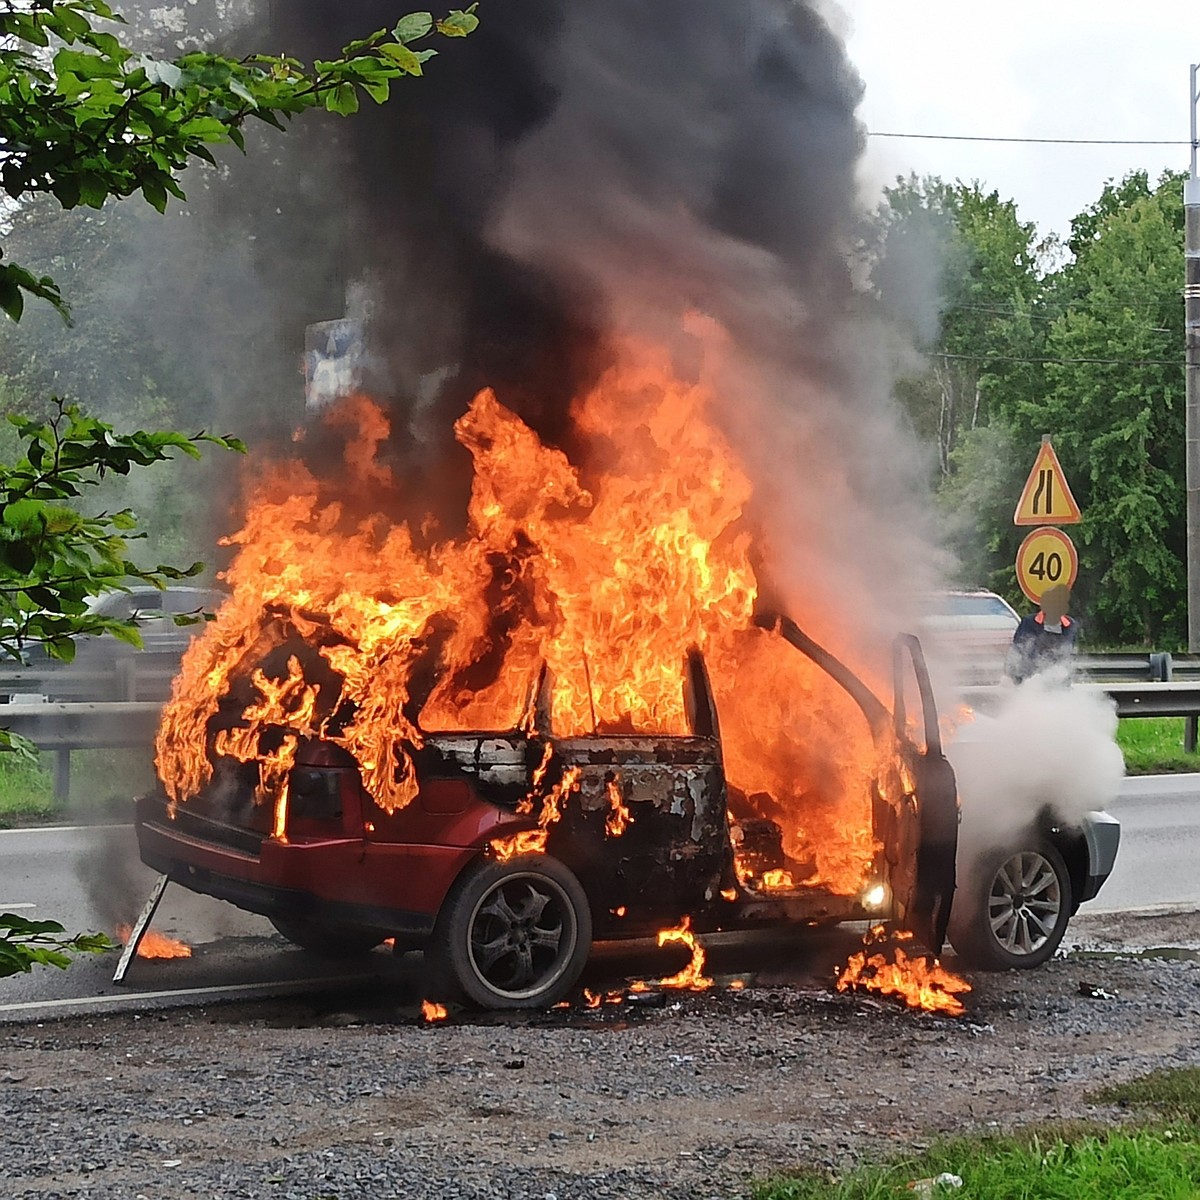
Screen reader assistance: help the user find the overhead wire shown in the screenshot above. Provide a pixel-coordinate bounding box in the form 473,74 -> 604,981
869,131 -> 1190,147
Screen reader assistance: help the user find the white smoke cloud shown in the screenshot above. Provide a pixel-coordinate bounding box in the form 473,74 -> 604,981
945,672 -> 1126,859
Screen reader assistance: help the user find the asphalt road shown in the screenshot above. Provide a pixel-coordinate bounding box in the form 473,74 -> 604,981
1091,773 -> 1200,914
1,772 -> 1197,1020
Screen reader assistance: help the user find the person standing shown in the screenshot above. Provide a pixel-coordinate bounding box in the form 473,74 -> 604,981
1007,584 -> 1079,683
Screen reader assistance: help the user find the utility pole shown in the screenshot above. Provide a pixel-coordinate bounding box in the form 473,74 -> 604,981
1186,66 -> 1200,748
1187,64 -> 1200,649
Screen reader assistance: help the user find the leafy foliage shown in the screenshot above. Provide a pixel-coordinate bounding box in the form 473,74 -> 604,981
872,169 -> 1188,645
0,0 -> 479,318
0,400 -> 243,665
0,910 -> 111,976
0,1 -> 477,974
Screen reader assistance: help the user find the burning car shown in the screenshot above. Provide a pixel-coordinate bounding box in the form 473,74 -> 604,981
136,615 -> 959,1009
134,356 -> 1115,1011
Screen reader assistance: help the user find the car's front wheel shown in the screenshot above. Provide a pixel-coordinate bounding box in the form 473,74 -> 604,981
949,840 -> 1072,969
431,854 -> 592,1009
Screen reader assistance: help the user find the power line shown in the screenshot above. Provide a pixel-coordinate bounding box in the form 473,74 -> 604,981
869,131 -> 1190,147
938,352 -> 1180,367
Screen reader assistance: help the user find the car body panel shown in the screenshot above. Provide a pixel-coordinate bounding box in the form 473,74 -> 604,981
137,623 -> 961,963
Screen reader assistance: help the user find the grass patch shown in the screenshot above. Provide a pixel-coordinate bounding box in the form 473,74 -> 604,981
1094,1067 -> 1200,1125
0,755 -> 57,824
0,749 -> 152,827
1116,717 -> 1200,774
755,1125 -> 1200,1200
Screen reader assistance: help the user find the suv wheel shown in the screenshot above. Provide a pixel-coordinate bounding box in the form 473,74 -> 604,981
949,840 -> 1072,969
431,854 -> 592,1009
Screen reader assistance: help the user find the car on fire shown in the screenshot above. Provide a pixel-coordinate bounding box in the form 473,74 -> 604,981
135,615 -> 1117,1008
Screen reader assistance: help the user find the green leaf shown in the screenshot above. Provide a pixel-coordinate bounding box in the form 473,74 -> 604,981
324,82 -> 360,115
436,8 -> 480,37
379,43 -> 424,75
393,12 -> 434,43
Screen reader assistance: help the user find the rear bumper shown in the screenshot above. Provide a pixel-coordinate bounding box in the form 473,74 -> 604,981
1079,810 -> 1121,903
136,804 -> 478,939
140,839 -> 438,939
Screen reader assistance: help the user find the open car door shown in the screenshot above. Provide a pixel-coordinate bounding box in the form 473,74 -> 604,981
757,614 -> 959,953
889,634 -> 959,953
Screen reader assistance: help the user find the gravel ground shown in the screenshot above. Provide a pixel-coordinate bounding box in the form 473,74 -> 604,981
3,908 -> 1199,1200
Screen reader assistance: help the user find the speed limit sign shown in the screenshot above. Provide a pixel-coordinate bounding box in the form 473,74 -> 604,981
1016,526 -> 1078,604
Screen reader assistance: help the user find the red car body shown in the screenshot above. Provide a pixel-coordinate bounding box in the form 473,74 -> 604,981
136,619 -> 959,1007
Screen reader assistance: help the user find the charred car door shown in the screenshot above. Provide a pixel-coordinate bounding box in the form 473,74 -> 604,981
757,614 -> 959,952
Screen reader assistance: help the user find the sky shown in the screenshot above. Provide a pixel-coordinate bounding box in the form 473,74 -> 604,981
840,1 -> 1197,241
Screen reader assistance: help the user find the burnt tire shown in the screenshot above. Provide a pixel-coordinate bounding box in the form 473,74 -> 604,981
949,840 -> 1072,970
269,916 -> 384,958
431,854 -> 592,1010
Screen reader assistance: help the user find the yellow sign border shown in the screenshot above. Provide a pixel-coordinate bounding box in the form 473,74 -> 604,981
1014,440 -> 1081,527
1015,526 -> 1079,604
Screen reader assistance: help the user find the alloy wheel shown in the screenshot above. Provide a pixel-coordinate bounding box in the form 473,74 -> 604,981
987,850 -> 1064,957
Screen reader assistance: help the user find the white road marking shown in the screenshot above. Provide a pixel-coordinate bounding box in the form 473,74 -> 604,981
0,903 -> 36,910
0,975 -> 372,1017
0,824 -> 134,836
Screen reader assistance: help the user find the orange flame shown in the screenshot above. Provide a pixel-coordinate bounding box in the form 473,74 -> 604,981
155,338 -> 886,895
490,762 -> 581,860
420,999 -> 448,1023
758,868 -> 795,893
605,778 -> 633,838
631,916 -> 714,992
116,926 -> 192,960
835,926 -> 971,1017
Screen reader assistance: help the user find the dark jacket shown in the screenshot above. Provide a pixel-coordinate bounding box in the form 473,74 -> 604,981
1007,611 -> 1079,683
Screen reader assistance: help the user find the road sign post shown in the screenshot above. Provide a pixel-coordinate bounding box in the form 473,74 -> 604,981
1014,438 -> 1081,607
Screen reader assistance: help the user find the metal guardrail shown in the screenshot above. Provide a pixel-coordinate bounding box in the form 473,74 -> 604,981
6,649 -> 1200,804
1076,651 -> 1200,682
0,654 -> 179,801
0,701 -> 163,802
0,653 -> 181,703
962,681 -> 1200,720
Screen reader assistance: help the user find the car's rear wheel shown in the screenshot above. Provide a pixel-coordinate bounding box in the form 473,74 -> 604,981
949,840 -> 1072,970
431,854 -> 592,1010
270,916 -> 384,957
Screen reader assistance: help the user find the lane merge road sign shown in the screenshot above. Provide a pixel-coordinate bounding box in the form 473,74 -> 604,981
1014,437 -> 1081,526
1015,526 -> 1079,604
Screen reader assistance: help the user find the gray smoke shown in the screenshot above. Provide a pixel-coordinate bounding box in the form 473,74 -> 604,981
242,0 -> 942,653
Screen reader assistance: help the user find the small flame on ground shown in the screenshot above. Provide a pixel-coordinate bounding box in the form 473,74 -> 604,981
630,916 -> 713,992
116,926 -> 192,960
835,926 -> 971,1017
421,999 -> 448,1023
582,988 -> 625,1009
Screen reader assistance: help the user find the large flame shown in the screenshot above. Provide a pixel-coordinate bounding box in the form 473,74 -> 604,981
155,337 -> 881,893
836,926 -> 971,1017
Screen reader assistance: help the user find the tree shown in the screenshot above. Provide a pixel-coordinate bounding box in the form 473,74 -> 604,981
869,176 -> 1045,479
0,0 -> 478,973
920,168 -> 1187,643
1014,172 -> 1186,644
1,0 -> 479,319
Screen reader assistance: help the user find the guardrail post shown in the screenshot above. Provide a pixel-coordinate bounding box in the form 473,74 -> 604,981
53,749 -> 71,804
115,658 -> 137,702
